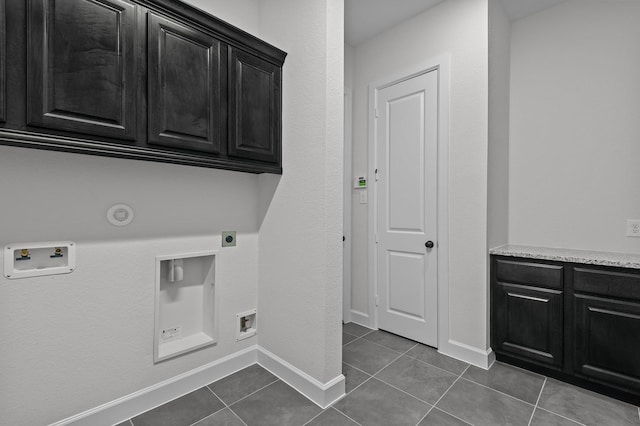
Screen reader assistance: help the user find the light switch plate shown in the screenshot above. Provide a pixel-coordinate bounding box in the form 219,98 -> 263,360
222,231 -> 237,247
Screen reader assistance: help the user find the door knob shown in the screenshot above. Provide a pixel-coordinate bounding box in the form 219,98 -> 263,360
425,241 -> 434,249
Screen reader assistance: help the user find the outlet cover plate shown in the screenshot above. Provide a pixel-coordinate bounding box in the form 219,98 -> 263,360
627,220 -> 640,238
222,231 -> 236,247
236,309 -> 257,341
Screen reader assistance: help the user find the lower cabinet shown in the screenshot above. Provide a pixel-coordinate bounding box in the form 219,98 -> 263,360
493,282 -> 563,368
491,255 -> 640,405
573,267 -> 640,394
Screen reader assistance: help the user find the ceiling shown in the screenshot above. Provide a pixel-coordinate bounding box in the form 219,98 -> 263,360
345,0 -> 566,46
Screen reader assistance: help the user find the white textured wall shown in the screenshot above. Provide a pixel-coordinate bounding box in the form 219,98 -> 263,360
509,0 -> 640,253
488,0 -> 510,251
0,3 -> 263,425
258,0 -> 344,383
487,0 -> 510,348
0,148 -> 260,426
345,44 -> 355,91
183,0 -> 260,33
351,0 -> 489,350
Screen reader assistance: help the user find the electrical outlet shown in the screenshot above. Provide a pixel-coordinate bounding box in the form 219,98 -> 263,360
222,231 -> 236,247
236,309 -> 257,341
627,220 -> 640,238
160,325 -> 182,342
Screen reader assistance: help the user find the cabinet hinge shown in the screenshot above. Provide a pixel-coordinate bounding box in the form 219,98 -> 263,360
375,108 -> 379,119
375,295 -> 379,306
375,234 -> 379,244
375,168 -> 379,182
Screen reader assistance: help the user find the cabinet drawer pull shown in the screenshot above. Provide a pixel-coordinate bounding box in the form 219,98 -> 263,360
507,293 -> 549,303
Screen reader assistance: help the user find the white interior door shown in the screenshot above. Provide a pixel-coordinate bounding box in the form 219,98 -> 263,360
375,69 -> 438,347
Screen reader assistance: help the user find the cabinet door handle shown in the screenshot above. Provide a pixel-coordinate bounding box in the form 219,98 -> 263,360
507,293 -> 549,303
425,241 -> 434,249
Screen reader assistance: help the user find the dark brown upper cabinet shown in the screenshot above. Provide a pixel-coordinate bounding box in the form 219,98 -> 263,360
228,47 -> 281,164
0,0 -> 6,123
0,0 -> 286,173
147,13 -> 223,154
27,0 -> 138,140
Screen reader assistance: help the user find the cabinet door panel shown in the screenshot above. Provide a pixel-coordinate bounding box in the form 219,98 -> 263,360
229,48 -> 280,164
28,0 -> 136,139
494,282 -> 564,368
574,293 -> 640,391
147,13 -> 221,153
0,0 -> 5,122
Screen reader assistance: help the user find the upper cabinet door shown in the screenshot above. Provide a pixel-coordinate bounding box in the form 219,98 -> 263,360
28,0 -> 137,140
0,0 -> 6,123
147,13 -> 222,154
229,48 -> 281,164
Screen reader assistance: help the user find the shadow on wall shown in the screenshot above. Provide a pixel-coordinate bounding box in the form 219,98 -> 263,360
258,173 -> 282,229
0,146 -> 284,244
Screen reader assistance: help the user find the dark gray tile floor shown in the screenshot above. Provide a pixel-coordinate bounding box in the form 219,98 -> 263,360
117,324 -> 640,426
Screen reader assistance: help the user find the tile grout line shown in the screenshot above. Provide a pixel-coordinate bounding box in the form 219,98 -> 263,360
342,329 -> 375,349
418,406 -> 474,426
401,352 -> 468,377
357,335 -> 414,355
343,360 -> 373,376
301,409 -> 326,426
328,407 -> 365,426
433,364 -> 469,408
536,407 -> 587,426
203,384 -> 249,426
202,377 -> 280,426
370,376 -> 435,406
345,327 -> 420,356
332,347 -> 410,423
456,376 -> 537,407
424,365 -> 477,426
414,405 -> 435,426
195,386 -> 247,426
527,377 -> 546,426
225,378 -> 282,408
302,408 -> 364,426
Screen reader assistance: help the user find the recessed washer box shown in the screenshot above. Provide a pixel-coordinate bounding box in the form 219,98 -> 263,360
154,251 -> 218,363
4,241 -> 76,279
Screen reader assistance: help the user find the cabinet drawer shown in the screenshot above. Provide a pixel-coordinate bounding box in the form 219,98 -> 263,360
574,293 -> 640,391
493,282 -> 563,368
496,258 -> 564,289
574,267 -> 640,301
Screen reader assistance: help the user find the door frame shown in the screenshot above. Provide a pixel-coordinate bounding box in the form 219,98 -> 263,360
367,55 -> 450,350
343,89 -> 353,323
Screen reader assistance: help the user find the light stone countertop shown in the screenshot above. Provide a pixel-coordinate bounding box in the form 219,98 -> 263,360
489,244 -> 640,270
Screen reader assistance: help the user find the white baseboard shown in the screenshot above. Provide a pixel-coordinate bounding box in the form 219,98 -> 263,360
348,310 -> 372,329
257,346 -> 345,408
49,344 -> 347,426
439,340 -> 495,370
49,346 -> 257,426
